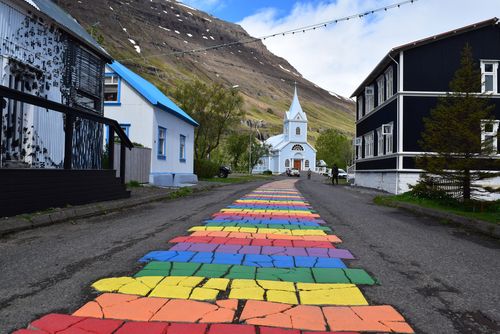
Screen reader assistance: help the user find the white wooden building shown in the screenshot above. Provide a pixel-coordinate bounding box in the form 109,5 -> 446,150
253,87 -> 316,174
104,61 -> 198,186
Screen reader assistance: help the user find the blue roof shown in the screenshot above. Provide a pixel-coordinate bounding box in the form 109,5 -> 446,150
108,62 -> 198,126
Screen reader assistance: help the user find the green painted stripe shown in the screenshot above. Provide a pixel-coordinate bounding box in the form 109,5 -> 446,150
134,261 -> 375,285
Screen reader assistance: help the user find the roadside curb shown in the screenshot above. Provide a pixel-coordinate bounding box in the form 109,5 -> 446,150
381,199 -> 499,239
0,180 -> 269,237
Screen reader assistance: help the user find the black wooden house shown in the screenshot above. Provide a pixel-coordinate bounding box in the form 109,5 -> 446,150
351,18 -> 500,194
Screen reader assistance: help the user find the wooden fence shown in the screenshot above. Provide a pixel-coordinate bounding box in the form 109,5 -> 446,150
113,144 -> 151,183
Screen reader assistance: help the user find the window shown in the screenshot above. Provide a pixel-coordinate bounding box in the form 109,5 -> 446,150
385,122 -> 394,154
385,67 -> 394,99
305,160 -> 310,168
481,61 -> 499,93
365,86 -> 374,114
157,127 -> 166,160
481,120 -> 499,154
296,127 -> 301,135
119,124 -> 130,137
377,76 -> 385,106
285,159 -> 290,168
104,74 -> 120,103
377,128 -> 384,156
357,96 -> 363,120
74,47 -> 103,111
179,135 -> 186,162
364,132 -> 374,158
292,144 -> 304,151
354,137 -> 362,160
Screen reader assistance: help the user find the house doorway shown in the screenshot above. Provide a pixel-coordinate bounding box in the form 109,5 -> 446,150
293,159 -> 302,170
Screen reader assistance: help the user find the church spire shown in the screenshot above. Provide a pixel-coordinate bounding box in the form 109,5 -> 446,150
287,84 -> 306,120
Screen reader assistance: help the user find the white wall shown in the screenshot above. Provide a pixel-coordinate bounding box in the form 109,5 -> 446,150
151,107 -> 195,175
104,78 -> 154,149
279,142 -> 316,174
103,72 -> 195,180
355,172 -> 399,194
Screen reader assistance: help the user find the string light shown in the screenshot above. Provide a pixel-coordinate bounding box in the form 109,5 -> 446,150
118,0 -> 418,62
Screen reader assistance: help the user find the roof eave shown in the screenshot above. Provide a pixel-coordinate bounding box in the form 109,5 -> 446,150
156,102 -> 199,127
351,17 -> 499,98
19,1 -> 112,62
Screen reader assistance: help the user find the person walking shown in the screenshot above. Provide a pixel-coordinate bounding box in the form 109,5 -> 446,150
307,168 -> 312,180
331,164 -> 339,185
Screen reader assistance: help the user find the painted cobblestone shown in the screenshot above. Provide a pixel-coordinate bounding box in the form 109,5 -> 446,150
91,276 -> 369,305
16,179 -> 413,333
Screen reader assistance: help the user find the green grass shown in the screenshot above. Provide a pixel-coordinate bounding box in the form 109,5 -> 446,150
167,187 -> 193,199
374,193 -> 500,224
200,174 -> 273,184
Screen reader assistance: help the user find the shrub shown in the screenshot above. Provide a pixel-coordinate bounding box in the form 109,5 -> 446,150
195,159 -> 219,179
408,176 -> 454,201
262,170 -> 273,175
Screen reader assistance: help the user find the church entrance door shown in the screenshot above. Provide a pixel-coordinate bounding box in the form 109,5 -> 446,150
293,159 -> 301,170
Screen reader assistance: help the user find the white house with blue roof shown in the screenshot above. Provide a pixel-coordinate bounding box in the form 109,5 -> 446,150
253,87 -> 316,174
104,61 -> 198,187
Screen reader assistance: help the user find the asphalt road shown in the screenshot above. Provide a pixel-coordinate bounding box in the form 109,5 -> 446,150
297,174 -> 500,334
0,174 -> 499,334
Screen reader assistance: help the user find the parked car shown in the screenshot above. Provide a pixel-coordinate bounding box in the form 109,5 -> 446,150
328,168 -> 348,179
289,168 -> 300,177
218,166 -> 231,178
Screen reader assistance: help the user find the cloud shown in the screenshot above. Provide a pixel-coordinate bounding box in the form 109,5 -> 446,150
239,0 -> 500,97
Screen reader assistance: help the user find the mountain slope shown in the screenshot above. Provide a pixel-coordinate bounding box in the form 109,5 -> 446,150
55,0 -> 355,142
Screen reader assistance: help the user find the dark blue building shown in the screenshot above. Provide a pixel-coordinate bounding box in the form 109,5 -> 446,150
351,18 -> 500,194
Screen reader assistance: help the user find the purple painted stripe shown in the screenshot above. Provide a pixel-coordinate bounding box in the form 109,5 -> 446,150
168,242 -> 354,259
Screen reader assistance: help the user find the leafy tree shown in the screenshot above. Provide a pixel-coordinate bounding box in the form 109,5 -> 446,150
316,129 -> 352,168
417,44 -> 499,200
226,132 -> 249,171
172,80 -> 244,160
248,136 -> 270,172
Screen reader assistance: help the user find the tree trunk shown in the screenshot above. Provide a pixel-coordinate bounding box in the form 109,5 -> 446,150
463,169 -> 471,200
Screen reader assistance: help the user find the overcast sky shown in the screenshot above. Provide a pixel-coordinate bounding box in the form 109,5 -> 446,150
181,0 -> 500,97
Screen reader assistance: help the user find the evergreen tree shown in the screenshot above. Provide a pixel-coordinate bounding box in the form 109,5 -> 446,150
417,44 -> 499,200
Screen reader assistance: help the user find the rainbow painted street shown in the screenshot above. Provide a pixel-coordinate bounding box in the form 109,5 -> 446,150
14,179 -> 414,334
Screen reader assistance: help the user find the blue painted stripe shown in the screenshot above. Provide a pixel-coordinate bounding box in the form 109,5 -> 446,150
139,251 -> 346,268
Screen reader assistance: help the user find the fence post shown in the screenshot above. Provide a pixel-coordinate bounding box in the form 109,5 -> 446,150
0,98 -> 5,168
64,114 -> 74,170
120,142 -> 126,184
108,127 -> 114,170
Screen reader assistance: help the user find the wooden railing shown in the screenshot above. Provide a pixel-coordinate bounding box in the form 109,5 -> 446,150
0,85 -> 133,184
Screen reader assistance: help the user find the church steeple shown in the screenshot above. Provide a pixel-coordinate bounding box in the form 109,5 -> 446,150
287,83 -> 307,121
284,84 -> 307,142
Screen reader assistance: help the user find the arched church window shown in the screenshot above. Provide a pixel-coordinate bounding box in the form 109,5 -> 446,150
305,160 -> 310,168
285,159 -> 290,168
296,127 -> 301,135
292,144 -> 304,151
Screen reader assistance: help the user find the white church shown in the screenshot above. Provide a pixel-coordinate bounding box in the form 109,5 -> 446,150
253,87 -> 316,174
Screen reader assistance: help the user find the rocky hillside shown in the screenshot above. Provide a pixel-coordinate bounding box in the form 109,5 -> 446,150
55,0 -> 355,141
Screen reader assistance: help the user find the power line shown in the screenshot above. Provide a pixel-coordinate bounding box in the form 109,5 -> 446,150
118,0 -> 418,62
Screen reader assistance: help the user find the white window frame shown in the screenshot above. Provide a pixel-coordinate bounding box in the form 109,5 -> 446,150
357,96 -> 363,120
385,122 -> 394,154
365,86 -> 374,114
481,119 -> 499,155
480,60 -> 499,93
104,74 -> 120,102
377,76 -> 385,106
377,127 -> 384,156
179,134 -> 186,161
157,127 -> 167,159
354,137 -> 362,160
364,132 -> 374,158
385,67 -> 394,99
